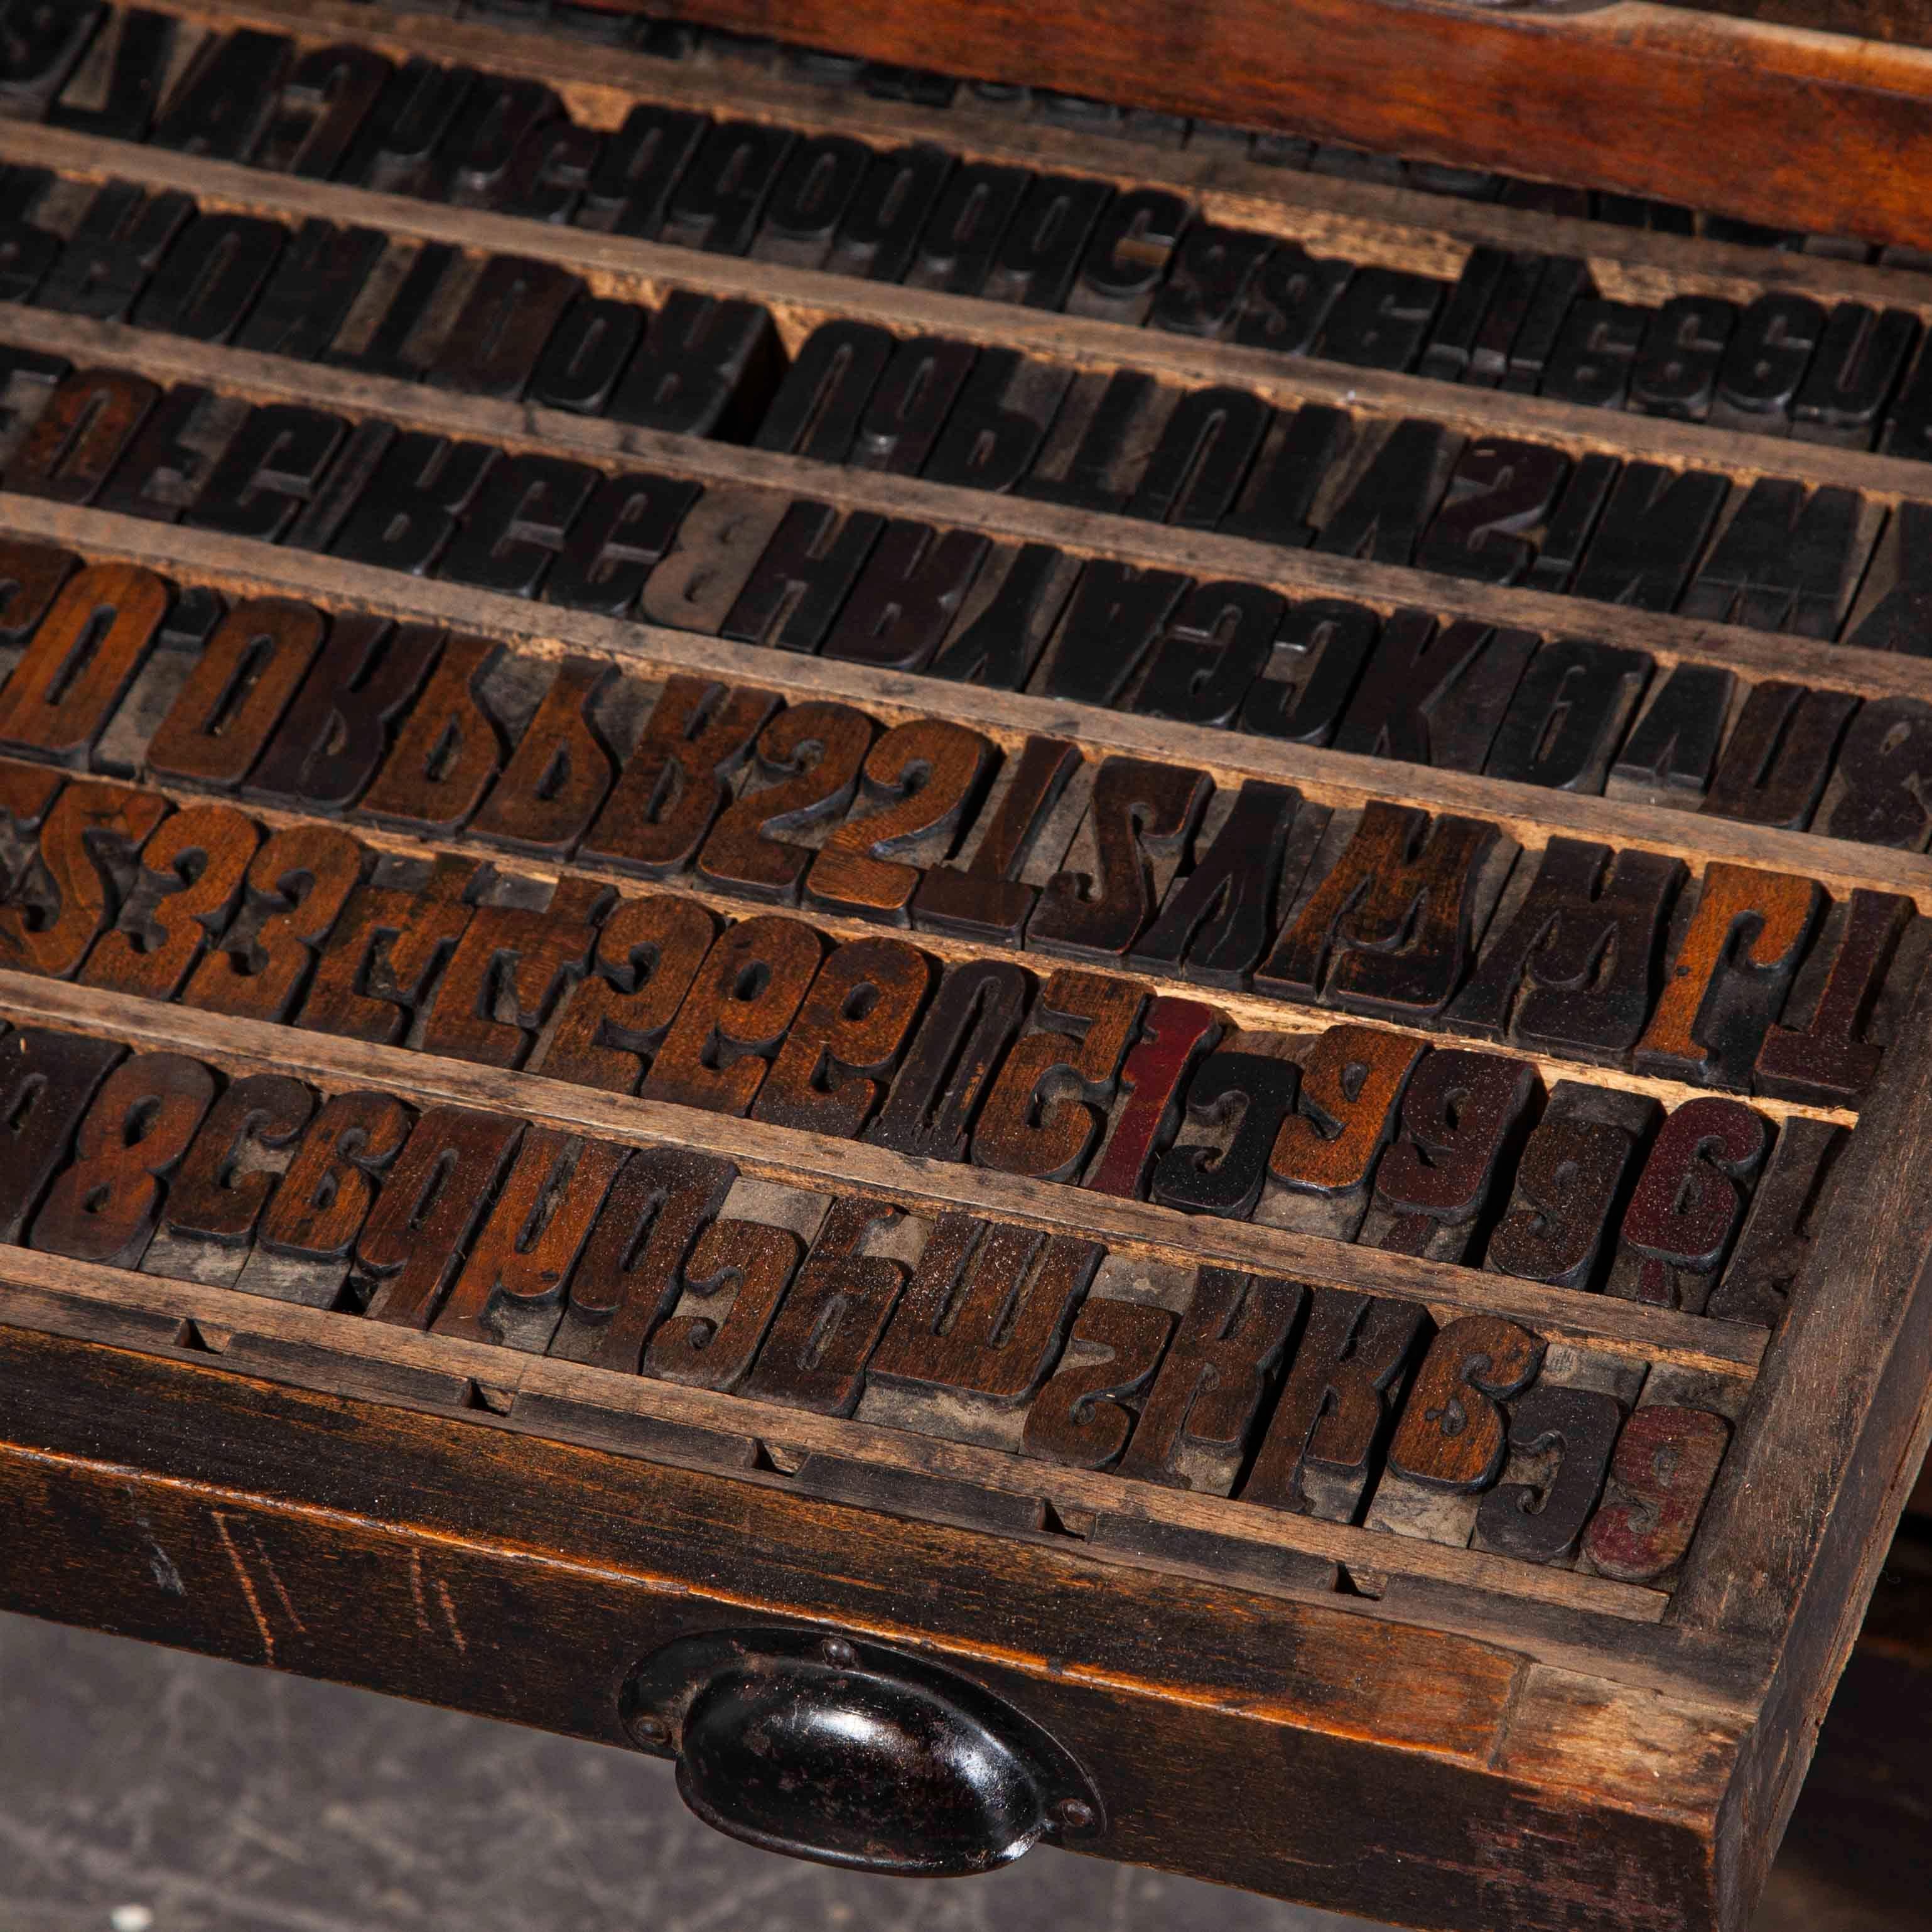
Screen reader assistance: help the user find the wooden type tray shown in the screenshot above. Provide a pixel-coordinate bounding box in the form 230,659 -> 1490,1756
1,6 -> 1931,1929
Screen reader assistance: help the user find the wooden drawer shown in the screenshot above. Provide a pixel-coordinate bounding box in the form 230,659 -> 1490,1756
1,5 -> 1931,1928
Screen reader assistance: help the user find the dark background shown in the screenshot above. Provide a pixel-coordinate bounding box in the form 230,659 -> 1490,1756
3,1595 -> 1924,1932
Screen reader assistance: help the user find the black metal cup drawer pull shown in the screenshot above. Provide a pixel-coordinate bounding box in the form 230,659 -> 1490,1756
622,1628 -> 1104,1875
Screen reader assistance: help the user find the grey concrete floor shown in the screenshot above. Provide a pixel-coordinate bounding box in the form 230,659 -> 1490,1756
0,1609 -> 1921,1932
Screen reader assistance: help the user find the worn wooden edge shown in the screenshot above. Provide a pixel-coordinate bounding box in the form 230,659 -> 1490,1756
0,1241 -> 1673,1626
0,967 -> 1765,1378
625,0 -> 1932,254
1662,956 -> 1932,1919
155,0 -> 1932,318
13,482 -> 1932,925
20,114 -> 1932,511
0,1325 -> 1755,1929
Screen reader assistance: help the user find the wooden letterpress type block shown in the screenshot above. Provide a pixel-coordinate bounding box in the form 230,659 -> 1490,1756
752,319 -> 893,463
357,635 -> 505,836
4,368 -> 159,507
972,969 -> 1144,1182
581,102 -> 707,239
541,893 -> 716,1094
1066,188 -> 1187,325
1312,418 -> 1459,566
1258,802 -> 1508,1022
298,852 -> 480,1046
256,44 -> 393,180
1258,1023 -> 1423,1242
437,455 -> 601,600
182,824 -> 364,1023
426,256 -> 583,401
1607,1096 -> 1769,1312
1362,1049 -> 1539,1262
1150,1049 -> 1298,1220
584,675 -> 779,879
1540,300 -> 1648,409
634,486 -> 789,636
1450,838 -> 1685,1061
434,75 -> 564,208
983,175 -> 1111,310
1484,639 -> 1653,793
806,721 -> 995,923
551,1147 -> 737,1373
752,133 -> 870,269
906,161 -> 1028,296
1681,481 -> 1872,639
163,1074 -> 315,1264
1415,439 -> 1570,588
80,804 -> 259,1002
432,1131 -> 629,1349
257,1089 -> 411,1271
1132,582 -> 1283,728
468,657 -> 617,860
824,143 -> 951,284
660,119 -> 792,255
1022,1298 -> 1176,1471
1126,386 -> 1270,529
151,28 -> 290,161
356,1106 -> 525,1329
330,433 -> 497,577
1570,463 -> 1729,611
0,537 -> 74,647
1801,303 -> 1918,447
1487,1082 -> 1658,1296
1030,757 -> 1212,963
1130,781 -> 1303,990
922,351 -> 1071,495
1319,267 -> 1445,372
1706,1116 -> 1846,1330
926,543 -> 1082,691
608,292 -> 782,440
850,338 -> 977,477
1329,610 -> 1534,772
640,912 -> 823,1114
750,936 -> 931,1138
0,564 -> 168,765
232,220 -> 386,363
0,1025 -> 124,1243
1241,1287 -> 1430,1521
529,297 -> 643,416
740,1198 -> 909,1414
868,958 -> 1032,1161
871,1214 -> 1101,1407
1385,1315 -> 1544,1490
1082,996 -> 1223,1201
0,2 -> 102,117
1238,597 -> 1377,746
1755,890 -> 1915,1106
420,874 -> 612,1070
48,8 -> 174,141
35,184 -> 190,320
1606,662 -> 1737,806
341,56 -> 474,198
910,735 -> 1078,944
1150,224 -> 1275,338
1217,402 -> 1349,551
1582,1406 -> 1730,1582
1033,560 -> 1190,708
31,1052 -> 216,1268
820,525 -> 990,673
721,503 -> 884,653
1630,294 -> 1737,419
546,472 -> 701,618
1701,682 -> 1859,829
1816,696 -> 1932,849
1713,293 -> 1825,433
1016,370 -> 1164,517
1636,863 -> 1823,1086
697,702 -> 875,903
184,407 -> 351,545
325,240 -> 461,382
1473,1373 -> 1626,1565
134,213 -> 285,343
146,598 -> 325,791
0,778 -> 167,979
1232,244 -> 1349,357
